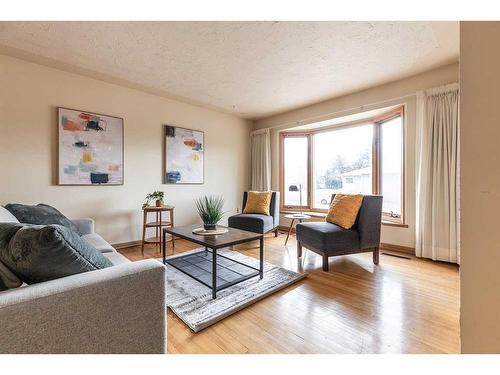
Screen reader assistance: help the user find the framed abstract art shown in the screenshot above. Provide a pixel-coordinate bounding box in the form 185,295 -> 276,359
58,107 -> 124,185
164,125 -> 204,184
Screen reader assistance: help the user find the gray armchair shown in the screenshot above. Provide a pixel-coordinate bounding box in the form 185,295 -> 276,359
296,194 -> 383,271
228,191 -> 280,236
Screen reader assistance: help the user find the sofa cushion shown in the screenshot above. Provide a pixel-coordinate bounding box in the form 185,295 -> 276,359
0,222 -> 112,284
228,213 -> 274,234
0,260 -> 22,291
71,219 -> 95,236
82,233 -> 115,253
0,206 -> 20,223
5,203 -> 81,235
296,221 -> 360,255
103,251 -> 131,266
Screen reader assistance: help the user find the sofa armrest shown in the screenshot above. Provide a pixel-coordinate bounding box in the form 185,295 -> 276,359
71,218 -> 95,235
0,260 -> 166,353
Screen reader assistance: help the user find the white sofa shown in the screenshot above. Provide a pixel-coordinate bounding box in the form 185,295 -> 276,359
0,208 -> 166,354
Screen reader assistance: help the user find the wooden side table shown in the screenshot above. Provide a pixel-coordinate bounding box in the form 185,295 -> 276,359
141,205 -> 175,256
284,213 -> 311,246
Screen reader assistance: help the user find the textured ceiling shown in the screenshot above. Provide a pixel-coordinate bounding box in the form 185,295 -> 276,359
0,21 -> 458,119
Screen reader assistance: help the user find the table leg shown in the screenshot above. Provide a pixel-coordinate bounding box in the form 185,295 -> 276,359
285,219 -> 295,245
170,208 -> 175,250
162,230 -> 166,265
259,236 -> 264,279
155,211 -> 159,252
141,210 -> 147,257
212,248 -> 217,299
159,210 -> 162,254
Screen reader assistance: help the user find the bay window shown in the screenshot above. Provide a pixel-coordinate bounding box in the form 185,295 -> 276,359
280,106 -> 405,224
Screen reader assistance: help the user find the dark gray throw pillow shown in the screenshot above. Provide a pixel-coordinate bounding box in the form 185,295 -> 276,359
0,222 -> 112,285
4,203 -> 81,235
0,260 -> 22,291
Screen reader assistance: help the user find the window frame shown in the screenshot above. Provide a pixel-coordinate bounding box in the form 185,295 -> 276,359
279,106 -> 405,225
279,132 -> 312,210
373,107 -> 405,224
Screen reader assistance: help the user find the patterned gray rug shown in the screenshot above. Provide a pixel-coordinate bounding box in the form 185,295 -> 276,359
161,248 -> 307,332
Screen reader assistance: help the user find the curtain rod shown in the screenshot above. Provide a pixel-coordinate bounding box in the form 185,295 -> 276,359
251,128 -> 270,136
258,83 -> 459,130
266,93 -> 416,130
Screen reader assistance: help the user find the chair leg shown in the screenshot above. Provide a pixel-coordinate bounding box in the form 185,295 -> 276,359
373,247 -> 380,265
297,241 -> 302,258
322,254 -> 329,272
274,228 -> 279,237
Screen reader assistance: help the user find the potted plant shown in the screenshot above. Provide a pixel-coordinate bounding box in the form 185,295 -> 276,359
194,195 -> 224,231
142,191 -> 165,209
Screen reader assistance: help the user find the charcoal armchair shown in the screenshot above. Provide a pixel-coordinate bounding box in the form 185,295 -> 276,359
296,194 -> 383,271
228,191 -> 280,236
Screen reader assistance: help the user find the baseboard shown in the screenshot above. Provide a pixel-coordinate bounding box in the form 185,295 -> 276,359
380,243 -> 415,256
112,237 -> 178,250
112,240 -> 142,250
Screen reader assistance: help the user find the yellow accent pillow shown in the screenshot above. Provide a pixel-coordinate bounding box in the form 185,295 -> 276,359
243,191 -> 272,215
325,194 -> 363,229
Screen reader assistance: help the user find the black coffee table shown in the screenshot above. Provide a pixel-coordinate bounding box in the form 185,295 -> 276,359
163,224 -> 264,299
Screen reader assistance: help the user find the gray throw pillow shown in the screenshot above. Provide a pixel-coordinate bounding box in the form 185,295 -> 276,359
0,260 -> 22,291
0,222 -> 112,285
4,203 -> 81,235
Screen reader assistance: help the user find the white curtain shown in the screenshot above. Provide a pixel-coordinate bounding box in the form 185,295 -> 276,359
416,83 -> 460,264
250,128 -> 271,191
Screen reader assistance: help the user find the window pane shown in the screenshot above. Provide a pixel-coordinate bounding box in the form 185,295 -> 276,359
380,116 -> 402,217
313,124 -> 373,209
283,136 -> 308,207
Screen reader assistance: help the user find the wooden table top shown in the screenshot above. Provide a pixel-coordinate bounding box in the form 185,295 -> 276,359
164,224 -> 262,249
143,205 -> 174,211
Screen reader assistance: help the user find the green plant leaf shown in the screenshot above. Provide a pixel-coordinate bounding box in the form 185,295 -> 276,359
194,195 -> 225,225
143,191 -> 164,208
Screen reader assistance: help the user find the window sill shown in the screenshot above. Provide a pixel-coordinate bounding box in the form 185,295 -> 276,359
282,210 -> 408,228
382,221 -> 408,228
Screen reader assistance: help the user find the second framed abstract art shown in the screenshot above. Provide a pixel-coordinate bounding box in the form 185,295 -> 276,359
164,125 -> 204,184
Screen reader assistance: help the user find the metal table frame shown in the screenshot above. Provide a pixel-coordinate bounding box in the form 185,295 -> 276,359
163,226 -> 264,299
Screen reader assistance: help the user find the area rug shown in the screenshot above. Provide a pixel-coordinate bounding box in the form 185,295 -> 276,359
161,248 -> 307,332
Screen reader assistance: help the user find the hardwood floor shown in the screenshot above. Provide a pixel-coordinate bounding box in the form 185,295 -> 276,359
119,231 -> 460,354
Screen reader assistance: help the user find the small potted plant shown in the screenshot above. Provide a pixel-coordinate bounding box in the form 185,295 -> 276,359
142,191 -> 165,209
194,195 -> 224,231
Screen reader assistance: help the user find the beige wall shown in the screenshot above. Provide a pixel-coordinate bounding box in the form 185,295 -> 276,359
0,54 -> 251,245
254,63 -> 459,249
460,22 -> 500,353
